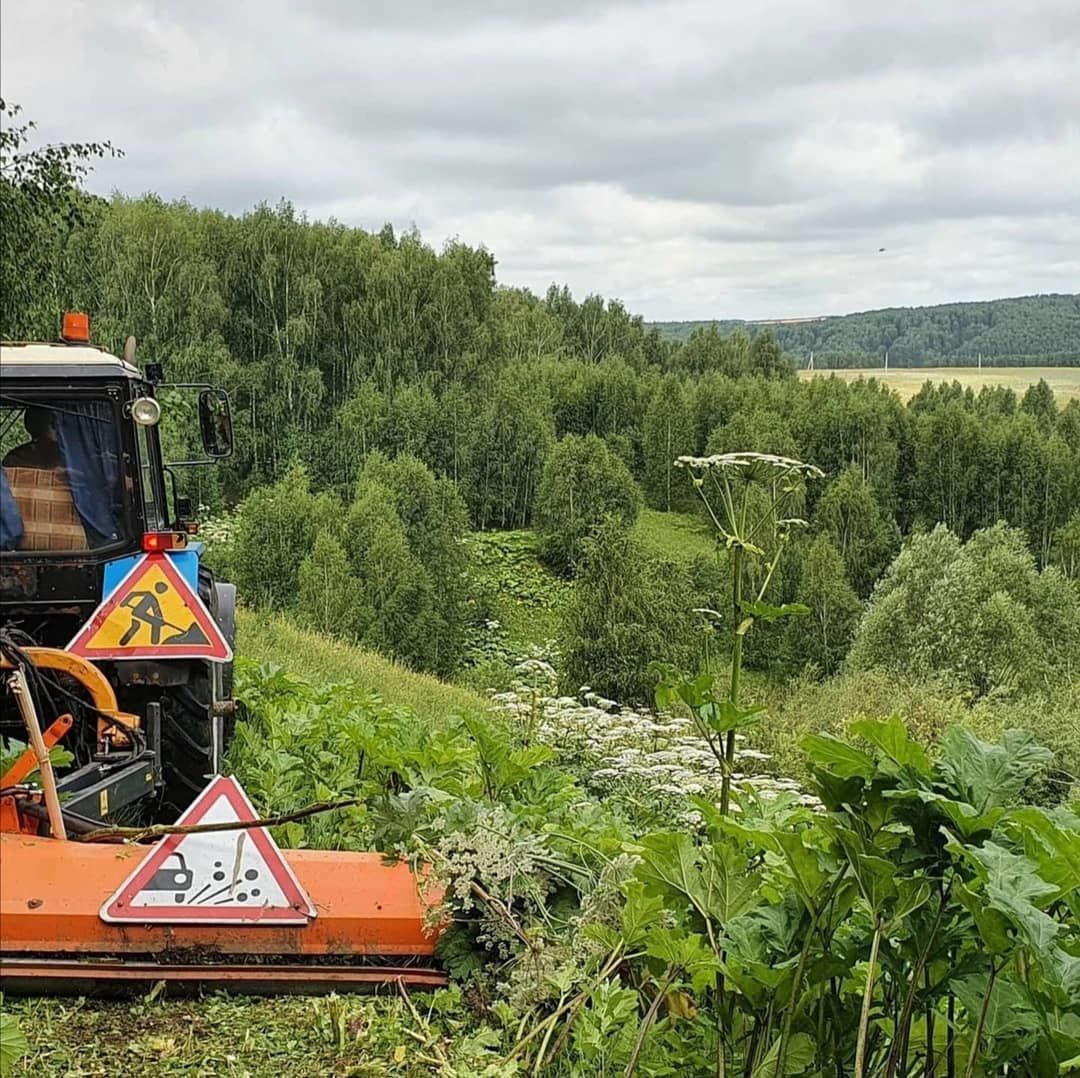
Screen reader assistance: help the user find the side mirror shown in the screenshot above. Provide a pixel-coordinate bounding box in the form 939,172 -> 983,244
198,389 -> 233,459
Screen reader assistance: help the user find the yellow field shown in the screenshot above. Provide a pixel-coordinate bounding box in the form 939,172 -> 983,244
798,366 -> 1080,403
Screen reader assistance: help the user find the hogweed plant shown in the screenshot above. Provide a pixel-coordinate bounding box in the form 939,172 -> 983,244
668,452 -> 824,816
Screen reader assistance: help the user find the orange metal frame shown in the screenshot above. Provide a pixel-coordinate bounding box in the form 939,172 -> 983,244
0,650 -> 445,989
0,646 -> 140,746
0,833 -> 440,958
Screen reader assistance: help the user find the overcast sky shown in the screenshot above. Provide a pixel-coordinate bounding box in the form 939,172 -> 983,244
3,1 -> 1078,320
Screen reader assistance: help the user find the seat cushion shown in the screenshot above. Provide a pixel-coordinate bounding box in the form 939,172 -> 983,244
4,466 -> 88,551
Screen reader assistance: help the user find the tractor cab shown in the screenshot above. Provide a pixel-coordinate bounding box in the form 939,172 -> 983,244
1,313 -> 236,822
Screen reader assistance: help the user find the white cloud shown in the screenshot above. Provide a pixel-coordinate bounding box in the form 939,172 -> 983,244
2,0 -> 1078,319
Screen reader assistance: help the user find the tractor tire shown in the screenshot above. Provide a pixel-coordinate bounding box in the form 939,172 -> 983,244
159,675 -> 224,819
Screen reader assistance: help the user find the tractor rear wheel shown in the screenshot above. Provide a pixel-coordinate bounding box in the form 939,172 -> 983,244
159,674 -> 231,818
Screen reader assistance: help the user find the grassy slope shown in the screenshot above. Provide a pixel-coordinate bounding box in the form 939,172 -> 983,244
236,608 -> 489,719
798,365 -> 1080,402
632,508 -> 719,563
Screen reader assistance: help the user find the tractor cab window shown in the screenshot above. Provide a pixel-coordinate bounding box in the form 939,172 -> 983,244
0,397 -> 128,552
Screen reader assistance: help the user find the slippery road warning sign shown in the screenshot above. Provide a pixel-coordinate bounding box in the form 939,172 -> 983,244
68,552 -> 231,662
101,775 -> 316,924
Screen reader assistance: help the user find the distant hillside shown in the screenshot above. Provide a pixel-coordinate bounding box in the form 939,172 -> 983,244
652,294 -> 1080,368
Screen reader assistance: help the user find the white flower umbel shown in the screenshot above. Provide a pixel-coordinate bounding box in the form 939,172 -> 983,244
490,653 -> 817,823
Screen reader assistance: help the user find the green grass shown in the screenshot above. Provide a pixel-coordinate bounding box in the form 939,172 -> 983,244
236,608 -> 489,721
466,529 -> 570,650
799,365 -> 1080,402
5,992 -> 465,1077
632,508 -> 720,563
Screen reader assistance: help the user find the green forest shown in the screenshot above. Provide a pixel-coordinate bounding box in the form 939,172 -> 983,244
654,293 -> 1080,368
3,101 -> 1080,1077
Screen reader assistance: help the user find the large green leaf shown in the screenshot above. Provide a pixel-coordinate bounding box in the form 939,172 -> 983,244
833,825 -> 896,913
619,880 -> 670,947
954,880 -> 1014,955
969,842 -> 1060,952
886,787 -> 1004,839
699,838 -> 762,922
850,716 -> 932,777
634,832 -> 710,918
949,973 -> 1043,1066
644,927 -> 722,993
0,1012 -> 27,1078
891,876 -> 933,924
740,599 -> 811,622
750,1031 -> 815,1077
1008,806 -> 1080,899
702,699 -> 767,734
937,727 -> 1053,814
801,733 -> 875,780
764,828 -> 833,913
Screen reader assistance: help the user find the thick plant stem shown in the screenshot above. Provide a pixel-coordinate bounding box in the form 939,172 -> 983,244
946,991 -> 956,1078
886,880 -> 950,1078
626,966 -> 678,1078
924,966 -> 936,1077
855,918 -> 883,1078
964,963 -> 998,1078
720,545 -> 744,817
716,972 -> 727,1078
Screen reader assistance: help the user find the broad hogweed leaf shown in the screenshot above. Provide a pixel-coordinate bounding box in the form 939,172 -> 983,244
750,1031 -> 815,1077
851,716 -> 933,778
938,726 -> 1053,814
801,733 -> 875,780
739,599 -> 811,622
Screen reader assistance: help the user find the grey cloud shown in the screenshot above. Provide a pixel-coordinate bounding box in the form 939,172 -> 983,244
2,0 -> 1078,319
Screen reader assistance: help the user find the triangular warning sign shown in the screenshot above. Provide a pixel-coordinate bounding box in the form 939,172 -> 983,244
101,776 -> 316,924
69,552 -> 231,662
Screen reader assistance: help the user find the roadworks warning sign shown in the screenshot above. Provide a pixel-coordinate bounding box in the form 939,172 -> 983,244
100,775 -> 316,924
68,551 -> 231,662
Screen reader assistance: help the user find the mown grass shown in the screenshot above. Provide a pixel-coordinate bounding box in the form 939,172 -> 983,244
6,991 -> 459,1078
236,609 -> 489,721
631,508 -> 720,563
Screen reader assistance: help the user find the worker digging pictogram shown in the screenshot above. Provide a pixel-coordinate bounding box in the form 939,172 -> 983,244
101,775 -> 316,924
118,581 -> 210,647
68,551 -> 231,662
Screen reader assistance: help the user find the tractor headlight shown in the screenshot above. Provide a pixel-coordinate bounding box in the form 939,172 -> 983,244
130,397 -> 161,427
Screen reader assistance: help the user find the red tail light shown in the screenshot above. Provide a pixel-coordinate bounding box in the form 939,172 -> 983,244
142,531 -> 188,552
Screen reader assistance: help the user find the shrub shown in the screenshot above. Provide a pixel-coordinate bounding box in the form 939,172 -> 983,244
641,374 -> 694,511
561,521 -> 697,705
812,465 -> 900,595
296,531 -> 366,640
230,464 -> 339,609
535,434 -> 641,572
342,481 -> 438,671
848,521 -> 1080,697
789,534 -> 863,675
355,453 -> 471,673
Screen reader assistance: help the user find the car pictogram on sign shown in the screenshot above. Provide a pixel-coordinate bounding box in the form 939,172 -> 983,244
146,852 -> 194,895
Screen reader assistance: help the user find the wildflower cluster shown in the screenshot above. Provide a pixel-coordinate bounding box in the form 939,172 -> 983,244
490,654 -> 813,825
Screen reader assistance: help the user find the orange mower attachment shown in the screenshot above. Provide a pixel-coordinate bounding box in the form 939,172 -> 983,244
0,649 -> 445,994
0,832 -> 445,993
